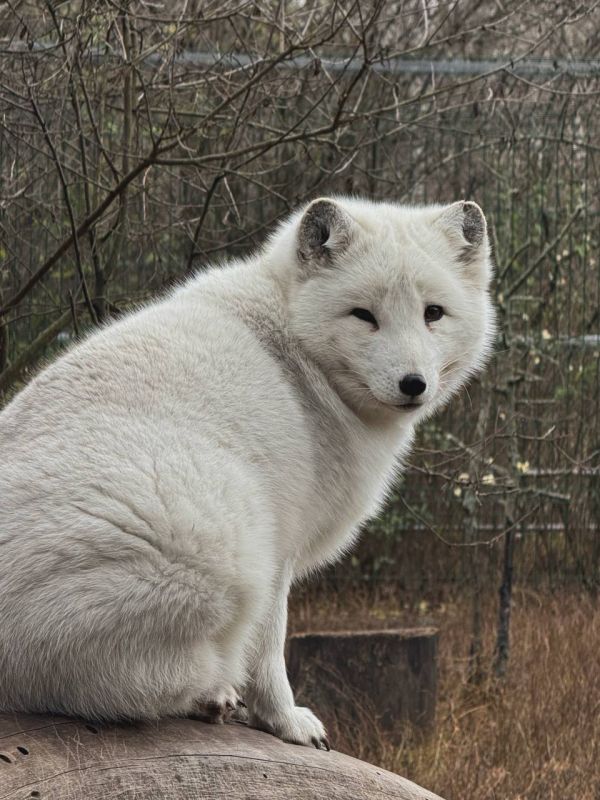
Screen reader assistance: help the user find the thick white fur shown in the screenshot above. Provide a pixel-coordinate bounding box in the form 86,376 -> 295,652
0,197 -> 495,746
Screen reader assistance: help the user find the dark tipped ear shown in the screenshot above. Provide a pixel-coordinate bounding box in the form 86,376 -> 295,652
461,201 -> 486,246
435,201 -> 491,286
297,198 -> 355,268
436,201 -> 487,246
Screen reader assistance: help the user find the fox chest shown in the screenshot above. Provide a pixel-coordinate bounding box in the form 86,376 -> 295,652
296,429 -> 404,570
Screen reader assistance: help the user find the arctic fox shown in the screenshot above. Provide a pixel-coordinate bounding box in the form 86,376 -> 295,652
0,197 -> 495,748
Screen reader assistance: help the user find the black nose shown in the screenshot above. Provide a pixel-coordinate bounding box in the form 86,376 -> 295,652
399,373 -> 427,397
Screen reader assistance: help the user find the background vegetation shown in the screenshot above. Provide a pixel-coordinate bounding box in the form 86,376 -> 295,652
1,2 -> 599,797
290,589 -> 600,800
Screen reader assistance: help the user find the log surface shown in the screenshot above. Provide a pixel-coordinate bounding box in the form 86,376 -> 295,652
0,713 -> 444,799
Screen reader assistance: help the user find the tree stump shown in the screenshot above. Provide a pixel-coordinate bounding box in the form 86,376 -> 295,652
288,628 -> 438,744
0,713 -> 444,799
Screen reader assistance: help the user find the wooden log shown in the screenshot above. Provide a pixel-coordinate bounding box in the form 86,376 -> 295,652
288,628 -> 438,744
0,712 -> 444,799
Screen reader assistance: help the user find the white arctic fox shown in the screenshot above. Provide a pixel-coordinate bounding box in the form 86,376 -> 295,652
0,197 -> 495,748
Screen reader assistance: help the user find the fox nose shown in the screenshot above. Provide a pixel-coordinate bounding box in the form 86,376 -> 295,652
399,373 -> 427,397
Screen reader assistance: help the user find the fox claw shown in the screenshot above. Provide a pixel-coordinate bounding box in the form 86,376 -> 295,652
311,735 -> 331,751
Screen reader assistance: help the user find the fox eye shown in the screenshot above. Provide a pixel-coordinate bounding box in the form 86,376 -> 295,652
350,308 -> 378,328
424,304 -> 444,323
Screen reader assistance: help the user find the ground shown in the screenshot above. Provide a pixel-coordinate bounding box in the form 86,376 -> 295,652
289,588 -> 600,800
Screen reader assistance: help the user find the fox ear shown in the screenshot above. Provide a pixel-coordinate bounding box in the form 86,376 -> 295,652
435,201 -> 492,287
297,198 -> 355,269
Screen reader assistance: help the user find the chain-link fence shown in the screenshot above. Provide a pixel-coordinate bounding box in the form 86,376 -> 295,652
1,2 -> 599,598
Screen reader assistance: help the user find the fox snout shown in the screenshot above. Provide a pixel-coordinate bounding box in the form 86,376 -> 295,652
399,373 -> 427,398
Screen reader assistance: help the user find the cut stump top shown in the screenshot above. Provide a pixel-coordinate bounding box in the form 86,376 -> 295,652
0,712 -> 445,799
288,627 -> 439,640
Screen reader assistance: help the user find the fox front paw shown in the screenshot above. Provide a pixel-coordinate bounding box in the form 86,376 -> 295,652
250,705 -> 330,750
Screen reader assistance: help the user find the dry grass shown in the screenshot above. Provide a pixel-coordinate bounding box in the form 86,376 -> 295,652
289,589 -> 600,800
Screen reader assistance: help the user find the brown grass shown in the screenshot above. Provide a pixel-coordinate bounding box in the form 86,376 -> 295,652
289,589 -> 600,800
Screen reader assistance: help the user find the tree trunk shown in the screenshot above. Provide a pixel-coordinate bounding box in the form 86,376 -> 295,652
288,628 -> 438,745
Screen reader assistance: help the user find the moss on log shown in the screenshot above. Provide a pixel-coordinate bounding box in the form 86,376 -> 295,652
0,712 -> 444,799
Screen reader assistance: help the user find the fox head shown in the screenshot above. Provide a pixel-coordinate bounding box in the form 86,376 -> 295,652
270,196 -> 496,425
